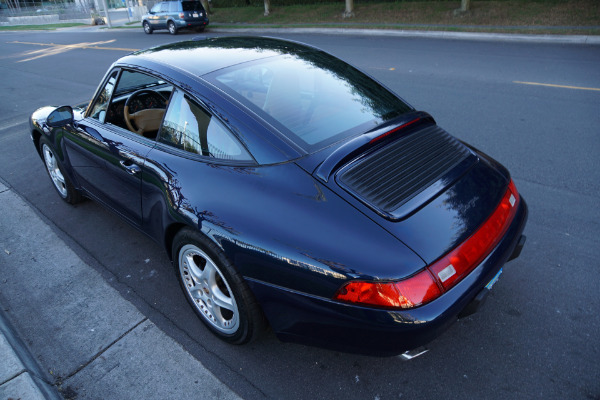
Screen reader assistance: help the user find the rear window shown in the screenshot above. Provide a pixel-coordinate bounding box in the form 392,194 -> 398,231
181,1 -> 204,11
210,53 -> 412,152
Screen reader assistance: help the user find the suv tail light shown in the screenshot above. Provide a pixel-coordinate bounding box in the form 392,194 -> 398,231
334,179 -> 520,309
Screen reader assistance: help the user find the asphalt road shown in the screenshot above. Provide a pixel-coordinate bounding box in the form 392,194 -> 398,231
1,28 -> 599,399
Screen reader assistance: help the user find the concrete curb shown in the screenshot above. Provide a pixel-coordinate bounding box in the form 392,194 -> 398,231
0,308 -> 62,400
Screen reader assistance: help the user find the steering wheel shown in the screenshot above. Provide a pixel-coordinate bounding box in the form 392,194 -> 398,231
124,89 -> 167,136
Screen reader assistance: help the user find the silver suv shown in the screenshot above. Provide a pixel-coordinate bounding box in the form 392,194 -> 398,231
142,0 -> 209,35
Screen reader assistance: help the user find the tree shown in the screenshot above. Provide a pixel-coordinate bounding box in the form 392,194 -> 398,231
454,0 -> 471,15
343,0 -> 354,18
200,0 -> 211,14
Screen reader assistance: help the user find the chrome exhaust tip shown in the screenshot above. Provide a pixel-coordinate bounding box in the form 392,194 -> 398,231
399,346 -> 429,361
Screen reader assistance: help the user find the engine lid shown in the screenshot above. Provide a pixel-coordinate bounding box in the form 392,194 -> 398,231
326,122 -> 510,265
336,123 -> 476,221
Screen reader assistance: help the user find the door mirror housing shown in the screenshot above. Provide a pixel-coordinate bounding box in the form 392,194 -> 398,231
47,106 -> 74,127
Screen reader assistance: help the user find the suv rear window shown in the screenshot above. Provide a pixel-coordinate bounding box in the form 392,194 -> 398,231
181,1 -> 204,11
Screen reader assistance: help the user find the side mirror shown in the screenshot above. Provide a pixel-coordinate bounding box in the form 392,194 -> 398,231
47,106 -> 74,127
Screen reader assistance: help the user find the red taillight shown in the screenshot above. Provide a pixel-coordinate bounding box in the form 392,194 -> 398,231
428,179 -> 519,290
334,270 -> 441,309
334,180 -> 520,309
179,12 -> 185,18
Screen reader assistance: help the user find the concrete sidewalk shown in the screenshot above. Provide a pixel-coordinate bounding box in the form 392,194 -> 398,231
0,180 -> 241,399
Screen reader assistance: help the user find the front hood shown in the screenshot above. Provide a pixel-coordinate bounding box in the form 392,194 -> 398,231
311,120 -> 510,265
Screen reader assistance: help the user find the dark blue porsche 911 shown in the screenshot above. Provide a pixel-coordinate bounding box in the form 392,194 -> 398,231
30,37 -> 527,358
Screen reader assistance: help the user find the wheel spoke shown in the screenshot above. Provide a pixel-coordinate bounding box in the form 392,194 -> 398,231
200,259 -> 217,283
44,151 -> 55,170
211,287 -> 234,311
184,253 -> 203,283
54,171 -> 65,185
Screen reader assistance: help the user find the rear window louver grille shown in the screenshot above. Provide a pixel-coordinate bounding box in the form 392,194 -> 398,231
337,125 -> 471,217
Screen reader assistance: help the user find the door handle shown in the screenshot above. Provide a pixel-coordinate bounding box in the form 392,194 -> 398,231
120,160 -> 141,175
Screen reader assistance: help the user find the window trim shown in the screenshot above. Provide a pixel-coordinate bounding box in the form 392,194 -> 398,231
156,87 -> 257,165
86,66 -> 257,165
85,67 -> 121,120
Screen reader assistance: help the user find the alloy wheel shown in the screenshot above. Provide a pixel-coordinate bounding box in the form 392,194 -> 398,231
179,244 -> 240,333
42,144 -> 67,198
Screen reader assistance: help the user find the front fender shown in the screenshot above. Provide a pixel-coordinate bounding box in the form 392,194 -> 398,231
30,106 -> 60,156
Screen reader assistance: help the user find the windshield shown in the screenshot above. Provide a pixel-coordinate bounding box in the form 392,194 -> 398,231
210,52 -> 412,152
114,70 -> 165,95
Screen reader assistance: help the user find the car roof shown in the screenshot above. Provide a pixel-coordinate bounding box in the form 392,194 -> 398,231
114,37 -> 322,164
122,36 -> 320,77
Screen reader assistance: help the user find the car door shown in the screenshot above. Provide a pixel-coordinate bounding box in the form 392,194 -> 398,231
147,2 -> 167,28
141,88 -> 255,242
156,1 -> 170,28
64,68 -> 173,226
147,2 -> 161,27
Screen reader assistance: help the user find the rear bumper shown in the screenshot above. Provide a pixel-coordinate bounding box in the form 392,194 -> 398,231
247,197 -> 528,357
175,18 -> 208,28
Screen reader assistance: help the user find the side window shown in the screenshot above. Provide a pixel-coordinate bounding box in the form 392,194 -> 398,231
88,70 -> 118,123
159,2 -> 169,12
150,3 -> 161,12
168,2 -> 179,12
159,89 -> 252,162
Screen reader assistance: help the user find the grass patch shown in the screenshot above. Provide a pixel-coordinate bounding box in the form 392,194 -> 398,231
0,23 -> 86,31
209,0 -> 600,33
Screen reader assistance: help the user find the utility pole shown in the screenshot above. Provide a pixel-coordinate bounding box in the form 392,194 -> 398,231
102,0 -> 112,27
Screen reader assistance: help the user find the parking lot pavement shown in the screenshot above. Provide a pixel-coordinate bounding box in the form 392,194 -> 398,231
0,180 -> 242,399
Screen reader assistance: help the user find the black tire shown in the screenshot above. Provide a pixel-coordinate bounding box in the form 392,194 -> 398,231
168,21 -> 178,35
39,136 -> 82,204
172,228 -> 265,344
143,21 -> 153,34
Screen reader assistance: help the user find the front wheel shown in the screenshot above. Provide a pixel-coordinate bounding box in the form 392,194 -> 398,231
143,21 -> 153,34
168,21 -> 177,35
39,137 -> 82,204
173,229 -> 265,344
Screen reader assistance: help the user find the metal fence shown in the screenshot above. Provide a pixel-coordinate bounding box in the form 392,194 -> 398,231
0,0 -> 115,19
